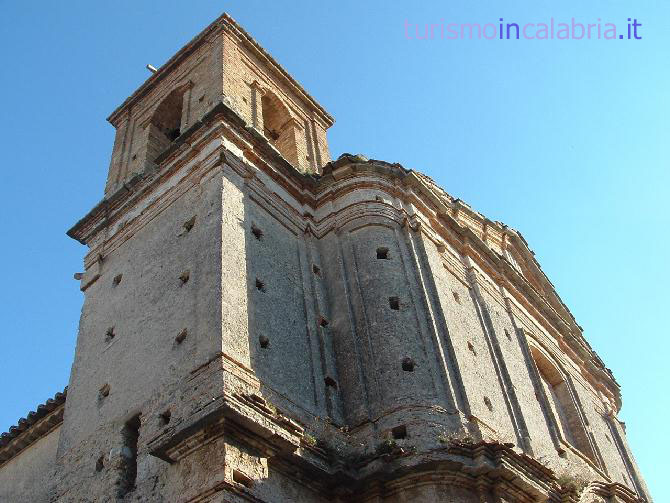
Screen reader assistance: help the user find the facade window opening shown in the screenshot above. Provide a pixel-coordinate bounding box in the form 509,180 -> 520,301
532,348 -> 594,460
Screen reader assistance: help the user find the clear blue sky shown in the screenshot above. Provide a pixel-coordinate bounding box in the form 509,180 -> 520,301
0,1 -> 667,499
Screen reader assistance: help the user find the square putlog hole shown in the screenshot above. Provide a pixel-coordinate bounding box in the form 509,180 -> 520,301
251,224 -> 263,240
159,410 -> 171,426
402,357 -> 415,372
182,216 -> 196,233
175,328 -> 187,344
391,425 -> 407,439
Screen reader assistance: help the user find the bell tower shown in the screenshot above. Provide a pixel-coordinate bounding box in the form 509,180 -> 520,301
60,13 -> 339,502
103,13 -> 332,196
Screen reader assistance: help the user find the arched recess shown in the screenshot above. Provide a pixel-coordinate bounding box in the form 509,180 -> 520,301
530,346 -> 595,461
146,87 -> 187,165
261,91 -> 300,167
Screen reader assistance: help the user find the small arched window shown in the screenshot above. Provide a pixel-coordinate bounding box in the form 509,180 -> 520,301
531,347 -> 594,460
146,88 -> 186,165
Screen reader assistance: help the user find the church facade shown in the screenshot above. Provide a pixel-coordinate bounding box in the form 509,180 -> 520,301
0,13 -> 651,503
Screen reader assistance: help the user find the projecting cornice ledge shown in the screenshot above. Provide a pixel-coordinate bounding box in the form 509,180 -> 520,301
284,439 -> 647,503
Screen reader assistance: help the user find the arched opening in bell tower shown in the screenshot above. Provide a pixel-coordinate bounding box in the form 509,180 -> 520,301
261,91 -> 299,167
146,88 -> 185,165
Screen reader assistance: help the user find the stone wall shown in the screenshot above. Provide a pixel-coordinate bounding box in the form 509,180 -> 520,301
0,426 -> 60,502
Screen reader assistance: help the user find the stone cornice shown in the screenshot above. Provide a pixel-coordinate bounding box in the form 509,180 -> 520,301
278,438 -> 646,503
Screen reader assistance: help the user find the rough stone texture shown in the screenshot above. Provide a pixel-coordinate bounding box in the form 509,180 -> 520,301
0,12 -> 652,503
